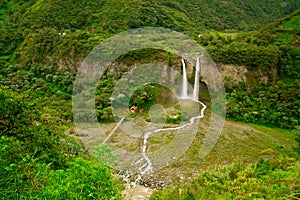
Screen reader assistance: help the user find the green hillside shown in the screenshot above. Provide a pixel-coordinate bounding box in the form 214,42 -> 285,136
0,0 -> 299,199
2,0 -> 299,32
199,9 -> 300,129
1,0 -> 300,66
150,156 -> 300,199
148,11 -> 300,199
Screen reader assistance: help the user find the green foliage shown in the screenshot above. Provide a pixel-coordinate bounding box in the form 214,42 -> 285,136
199,9 -> 300,76
17,28 -> 103,68
0,63 -> 77,124
0,87 -> 37,137
165,111 -> 188,124
150,156 -> 300,200
198,9 -> 300,130
5,0 -> 299,33
0,63 -> 75,95
130,84 -> 159,110
0,88 -> 70,169
91,144 -> 118,166
226,80 -> 300,129
0,87 -> 122,199
95,74 -> 118,123
208,42 -> 282,70
295,127 -> 300,154
1,0 -> 299,68
1,1 -> 299,199
43,157 -> 121,200
96,106 -> 114,122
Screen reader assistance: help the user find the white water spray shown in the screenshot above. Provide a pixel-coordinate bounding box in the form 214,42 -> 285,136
181,59 -> 188,99
136,57 -> 205,175
193,57 -> 200,101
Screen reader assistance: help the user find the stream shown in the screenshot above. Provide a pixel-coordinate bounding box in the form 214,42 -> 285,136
135,99 -> 207,175
135,57 -> 204,175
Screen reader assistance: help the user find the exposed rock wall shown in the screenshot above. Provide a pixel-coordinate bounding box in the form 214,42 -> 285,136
217,64 -> 248,88
103,60 -> 278,91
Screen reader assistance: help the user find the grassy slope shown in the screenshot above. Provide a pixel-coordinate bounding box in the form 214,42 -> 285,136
146,107 -> 299,199
85,111 -> 297,188
150,155 -> 300,199
144,11 -> 300,191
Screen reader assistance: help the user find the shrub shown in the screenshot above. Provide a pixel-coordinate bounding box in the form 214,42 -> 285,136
43,157 -> 122,200
150,157 -> 300,200
0,87 -> 122,199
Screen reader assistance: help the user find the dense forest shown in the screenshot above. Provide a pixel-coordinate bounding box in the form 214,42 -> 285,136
0,0 -> 299,199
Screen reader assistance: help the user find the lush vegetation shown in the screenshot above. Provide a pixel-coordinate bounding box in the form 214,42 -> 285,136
0,61 -> 123,198
0,0 -> 299,199
150,156 -> 300,199
0,87 -> 122,199
2,0 -> 299,33
226,81 -> 300,129
196,9 -> 300,129
148,10 -> 300,199
99,9 -> 300,129
1,0 -> 300,68
295,128 -> 300,153
1,1 -> 299,129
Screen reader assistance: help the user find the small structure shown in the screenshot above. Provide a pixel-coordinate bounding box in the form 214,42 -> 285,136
130,105 -> 138,113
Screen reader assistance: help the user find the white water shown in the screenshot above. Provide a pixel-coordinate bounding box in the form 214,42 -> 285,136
136,99 -> 207,174
193,57 -> 200,101
136,57 -> 205,175
181,59 -> 188,99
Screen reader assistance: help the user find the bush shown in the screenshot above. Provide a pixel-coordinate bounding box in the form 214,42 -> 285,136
150,157 -> 300,200
43,157 -> 122,200
0,87 -> 122,199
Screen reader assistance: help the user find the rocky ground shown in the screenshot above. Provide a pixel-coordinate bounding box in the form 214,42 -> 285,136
68,115 -> 297,199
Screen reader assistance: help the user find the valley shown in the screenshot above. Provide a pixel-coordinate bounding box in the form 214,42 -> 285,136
0,1 -> 299,199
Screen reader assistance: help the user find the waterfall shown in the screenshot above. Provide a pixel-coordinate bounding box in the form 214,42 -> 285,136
135,57 -> 205,175
181,59 -> 188,99
193,57 -> 200,101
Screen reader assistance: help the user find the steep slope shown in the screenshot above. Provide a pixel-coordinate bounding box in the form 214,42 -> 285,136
197,9 -> 300,129
1,0 -> 299,65
2,0 -> 300,32
0,2 -> 299,199
1,2 -> 299,129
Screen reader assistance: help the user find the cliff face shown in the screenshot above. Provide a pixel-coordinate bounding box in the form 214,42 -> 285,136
217,64 -> 248,88
1,2 -> 298,103
217,63 -> 278,90
106,59 -> 277,92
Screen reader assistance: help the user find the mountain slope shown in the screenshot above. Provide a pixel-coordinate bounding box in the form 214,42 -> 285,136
2,0 -> 299,32
196,9 -> 300,129
0,1 -> 299,199
1,0 -> 299,61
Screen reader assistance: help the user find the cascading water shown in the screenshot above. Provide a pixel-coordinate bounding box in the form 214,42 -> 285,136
135,57 -> 205,175
135,131 -> 154,174
136,99 -> 207,175
193,57 -> 200,101
181,59 -> 188,99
